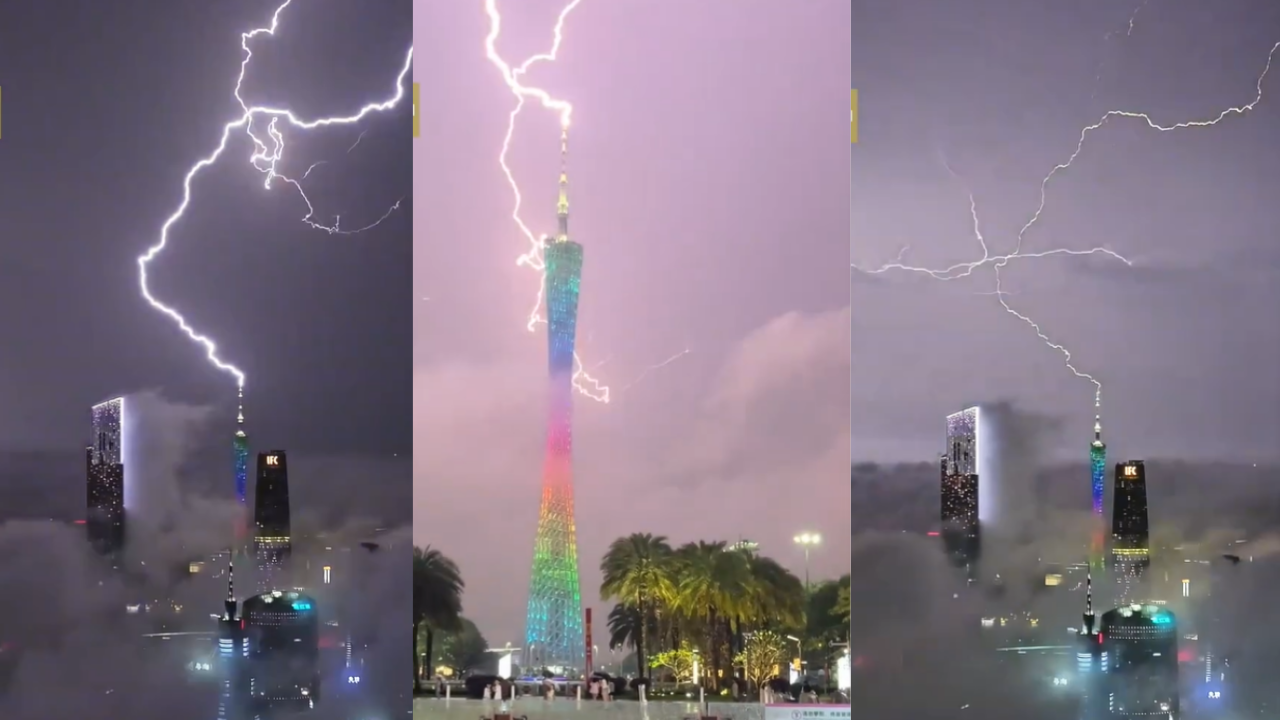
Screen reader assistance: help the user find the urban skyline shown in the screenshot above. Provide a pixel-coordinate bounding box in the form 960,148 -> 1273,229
0,1 -> 413,717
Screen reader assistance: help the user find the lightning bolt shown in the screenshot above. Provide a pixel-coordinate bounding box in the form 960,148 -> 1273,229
856,39 -> 1280,400
619,348 -> 692,395
137,0 -> 413,390
483,0 -> 614,403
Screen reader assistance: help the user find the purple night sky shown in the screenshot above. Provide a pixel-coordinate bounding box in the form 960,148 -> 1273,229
853,0 -> 1280,465
415,1 -> 850,647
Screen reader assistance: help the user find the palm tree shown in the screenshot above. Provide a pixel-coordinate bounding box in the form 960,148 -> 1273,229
606,602 -> 648,654
600,533 -> 676,680
413,545 -> 463,693
743,553 -> 806,629
672,541 -> 751,690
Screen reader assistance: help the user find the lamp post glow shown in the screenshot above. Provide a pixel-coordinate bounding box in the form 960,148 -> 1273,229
793,533 -> 821,590
793,532 -> 820,680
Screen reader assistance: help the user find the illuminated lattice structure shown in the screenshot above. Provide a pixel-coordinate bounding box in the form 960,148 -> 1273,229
233,388 -> 250,545
1090,411 -> 1107,574
524,129 -> 586,671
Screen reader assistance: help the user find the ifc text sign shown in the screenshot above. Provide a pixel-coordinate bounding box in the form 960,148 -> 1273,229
266,455 -> 280,466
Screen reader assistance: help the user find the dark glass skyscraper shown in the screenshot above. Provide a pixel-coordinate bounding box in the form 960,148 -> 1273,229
253,451 -> 292,591
1111,461 -> 1150,603
240,590 -> 320,710
1099,604 -> 1179,718
87,398 -> 126,554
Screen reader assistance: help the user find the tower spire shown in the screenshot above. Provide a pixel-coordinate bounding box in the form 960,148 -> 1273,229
224,554 -> 237,620
1081,566 -> 1096,634
1092,388 -> 1102,445
556,127 -> 569,242
235,386 -> 246,437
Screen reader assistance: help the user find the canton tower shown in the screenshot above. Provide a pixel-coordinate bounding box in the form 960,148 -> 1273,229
1089,390 -> 1106,575
233,387 -> 250,579
523,128 -> 586,671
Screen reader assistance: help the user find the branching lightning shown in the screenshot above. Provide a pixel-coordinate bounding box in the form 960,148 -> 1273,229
137,0 -> 413,389
855,39 -> 1280,401
483,0 -> 618,403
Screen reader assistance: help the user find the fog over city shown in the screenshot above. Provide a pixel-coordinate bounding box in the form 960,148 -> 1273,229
852,405 -> 1280,719
0,392 -> 411,720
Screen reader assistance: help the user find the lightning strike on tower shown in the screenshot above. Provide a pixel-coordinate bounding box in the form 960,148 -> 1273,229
134,1 -> 410,570
137,0 -> 412,393
483,0 -> 610,403
521,122 -> 587,670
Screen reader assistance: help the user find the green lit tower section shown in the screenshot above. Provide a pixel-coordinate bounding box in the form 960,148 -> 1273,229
1089,391 -> 1107,575
524,127 -> 586,672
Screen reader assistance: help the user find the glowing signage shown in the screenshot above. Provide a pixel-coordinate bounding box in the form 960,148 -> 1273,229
1122,465 -> 1138,478
266,455 -> 280,466
293,601 -> 312,611
1152,614 -> 1172,625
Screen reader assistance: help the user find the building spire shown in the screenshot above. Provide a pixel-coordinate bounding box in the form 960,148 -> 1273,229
224,554 -> 237,621
1092,388 -> 1103,446
556,127 -> 569,243
1081,566 -> 1096,635
235,386 -> 246,438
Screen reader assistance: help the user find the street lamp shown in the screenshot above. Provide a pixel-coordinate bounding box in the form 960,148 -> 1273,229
793,533 -> 821,592
785,635 -> 803,683
793,533 -> 820,680
785,634 -> 803,659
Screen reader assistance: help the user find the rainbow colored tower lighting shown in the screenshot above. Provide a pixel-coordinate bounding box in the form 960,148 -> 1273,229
1089,391 -> 1107,573
523,128 -> 586,671
233,387 -> 250,544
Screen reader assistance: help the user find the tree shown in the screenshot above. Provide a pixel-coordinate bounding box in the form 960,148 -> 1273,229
648,644 -> 698,685
413,545 -> 463,693
600,533 -> 676,680
438,617 -> 493,675
734,630 -> 788,691
833,577 -> 851,627
672,541 -> 750,691
807,575 -> 851,645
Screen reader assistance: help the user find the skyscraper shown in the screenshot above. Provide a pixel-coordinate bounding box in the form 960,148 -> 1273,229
87,398 -> 126,554
524,128 -> 586,671
1090,393 -> 1107,575
1099,604 -> 1179,718
942,408 -> 981,569
945,407 -> 980,476
1111,461 -> 1150,603
254,451 -> 292,591
240,589 -> 320,710
940,454 -> 980,567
